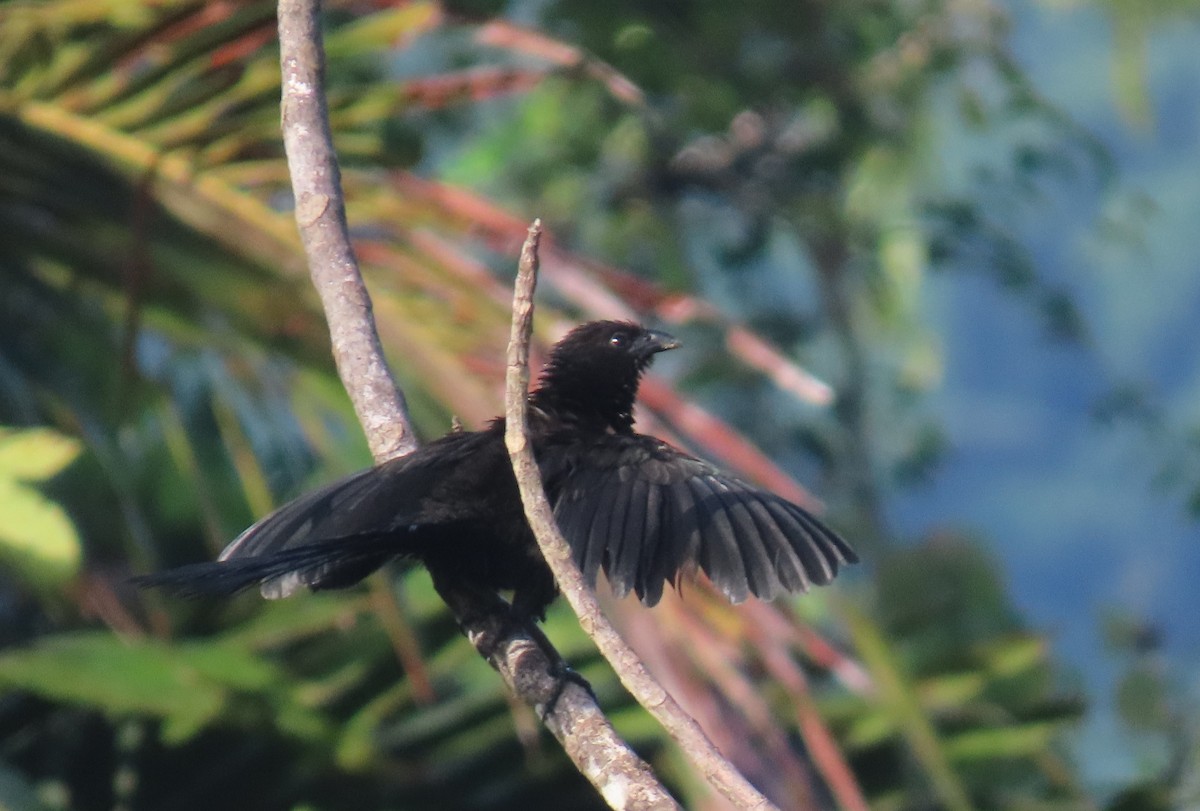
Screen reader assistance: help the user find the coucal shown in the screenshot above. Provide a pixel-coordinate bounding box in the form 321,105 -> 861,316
139,321 -> 856,618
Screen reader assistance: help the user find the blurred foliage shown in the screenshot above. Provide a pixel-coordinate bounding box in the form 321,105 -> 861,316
451,0 -> 1112,550
0,428 -> 83,591
0,0 -> 1192,810
839,537 -> 1086,810
1038,0 -> 1200,129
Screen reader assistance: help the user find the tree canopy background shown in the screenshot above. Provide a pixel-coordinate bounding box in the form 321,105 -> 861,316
0,0 -> 1196,809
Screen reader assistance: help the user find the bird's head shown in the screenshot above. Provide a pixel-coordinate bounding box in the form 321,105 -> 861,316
533,321 -> 680,433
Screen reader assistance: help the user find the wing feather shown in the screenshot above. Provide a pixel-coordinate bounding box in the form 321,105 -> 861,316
219,468 -> 381,560
601,470 -> 638,596
573,468 -> 619,587
137,533 -> 395,598
609,476 -> 650,598
709,479 -> 784,600
209,429 -> 508,598
636,482 -> 666,604
547,434 -> 855,605
781,499 -> 858,578
664,478 -> 701,589
737,494 -> 809,592
688,475 -> 749,603
761,498 -> 835,585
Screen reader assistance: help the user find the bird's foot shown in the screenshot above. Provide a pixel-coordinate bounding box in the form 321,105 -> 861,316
541,660 -> 595,721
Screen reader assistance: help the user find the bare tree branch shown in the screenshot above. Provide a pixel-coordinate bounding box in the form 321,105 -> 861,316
278,0 -> 416,463
277,4 -> 678,809
503,223 -> 783,811
435,581 -> 682,811
429,224 -> 682,810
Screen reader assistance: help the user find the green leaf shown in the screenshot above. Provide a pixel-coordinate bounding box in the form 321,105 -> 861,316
917,671 -> 987,711
0,477 -> 82,588
326,3 -> 442,56
218,594 -> 370,650
943,722 -> 1059,761
0,427 -> 81,481
0,633 -> 224,743
843,708 -> 899,748
844,600 -> 977,811
0,633 -> 290,744
336,682 -> 410,770
0,427 -> 83,588
979,635 -> 1048,678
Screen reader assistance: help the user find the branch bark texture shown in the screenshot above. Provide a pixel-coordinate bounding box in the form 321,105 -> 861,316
436,582 -> 680,811
503,224 -> 781,811
278,0 -> 416,462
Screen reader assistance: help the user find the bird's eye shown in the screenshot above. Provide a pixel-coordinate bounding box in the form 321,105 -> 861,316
609,332 -> 628,348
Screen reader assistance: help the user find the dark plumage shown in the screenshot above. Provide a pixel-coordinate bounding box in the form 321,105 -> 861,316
138,321 -> 856,618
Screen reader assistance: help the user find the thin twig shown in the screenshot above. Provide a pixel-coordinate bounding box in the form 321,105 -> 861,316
278,0 -> 416,463
503,221 -> 782,811
367,577 -> 436,704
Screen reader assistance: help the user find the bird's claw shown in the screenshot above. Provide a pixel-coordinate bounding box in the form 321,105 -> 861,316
541,661 -> 595,721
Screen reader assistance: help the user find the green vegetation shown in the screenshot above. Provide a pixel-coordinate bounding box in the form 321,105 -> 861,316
0,1 -> 1195,809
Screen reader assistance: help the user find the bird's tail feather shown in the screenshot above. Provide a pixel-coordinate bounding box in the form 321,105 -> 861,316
134,534 -> 396,599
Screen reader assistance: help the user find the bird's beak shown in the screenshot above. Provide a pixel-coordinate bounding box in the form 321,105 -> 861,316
637,329 -> 682,357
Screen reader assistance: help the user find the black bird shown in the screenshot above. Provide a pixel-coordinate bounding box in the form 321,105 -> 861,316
139,321 -> 856,619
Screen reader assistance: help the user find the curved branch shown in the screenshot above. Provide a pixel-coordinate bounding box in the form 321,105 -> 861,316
503,222 -> 782,811
278,0 -> 416,463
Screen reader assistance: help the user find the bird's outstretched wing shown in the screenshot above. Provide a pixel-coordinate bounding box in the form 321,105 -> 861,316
140,429 -> 503,598
544,434 -> 856,606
